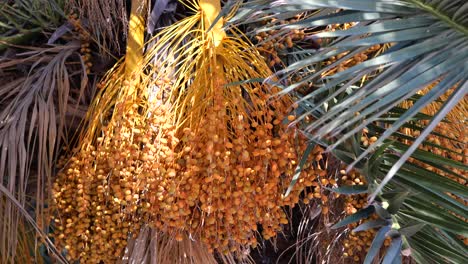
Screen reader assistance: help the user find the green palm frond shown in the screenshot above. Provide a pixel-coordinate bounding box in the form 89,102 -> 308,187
0,0 -> 64,50
231,0 -> 467,263
233,0 -> 467,168
312,130 -> 467,263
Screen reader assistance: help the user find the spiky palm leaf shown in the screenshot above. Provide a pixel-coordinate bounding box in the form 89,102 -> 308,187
231,0 -> 467,263
232,0 -> 467,177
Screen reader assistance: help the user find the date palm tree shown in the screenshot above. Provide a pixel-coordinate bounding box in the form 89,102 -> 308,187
0,0 -> 466,263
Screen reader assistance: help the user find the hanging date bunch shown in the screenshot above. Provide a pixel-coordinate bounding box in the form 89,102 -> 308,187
140,0 -> 320,255
52,0 -> 320,262
52,0 -> 156,262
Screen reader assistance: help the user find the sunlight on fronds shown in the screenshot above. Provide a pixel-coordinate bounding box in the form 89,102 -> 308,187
0,41 -> 87,263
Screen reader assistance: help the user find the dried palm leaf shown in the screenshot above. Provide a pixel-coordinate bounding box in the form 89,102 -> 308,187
0,41 -> 88,263
122,225 -> 220,264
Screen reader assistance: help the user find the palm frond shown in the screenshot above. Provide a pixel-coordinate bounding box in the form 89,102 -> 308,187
0,42 -> 88,263
231,0 -> 467,263
318,128 -> 467,263
123,226 -> 226,264
232,0 -> 467,178
0,0 -> 64,51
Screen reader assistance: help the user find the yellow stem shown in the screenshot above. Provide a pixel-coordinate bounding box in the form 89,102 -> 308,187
125,0 -> 147,79
200,0 -> 225,47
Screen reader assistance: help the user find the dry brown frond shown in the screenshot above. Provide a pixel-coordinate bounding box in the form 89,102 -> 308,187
122,225 -> 222,264
0,42 -> 88,263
